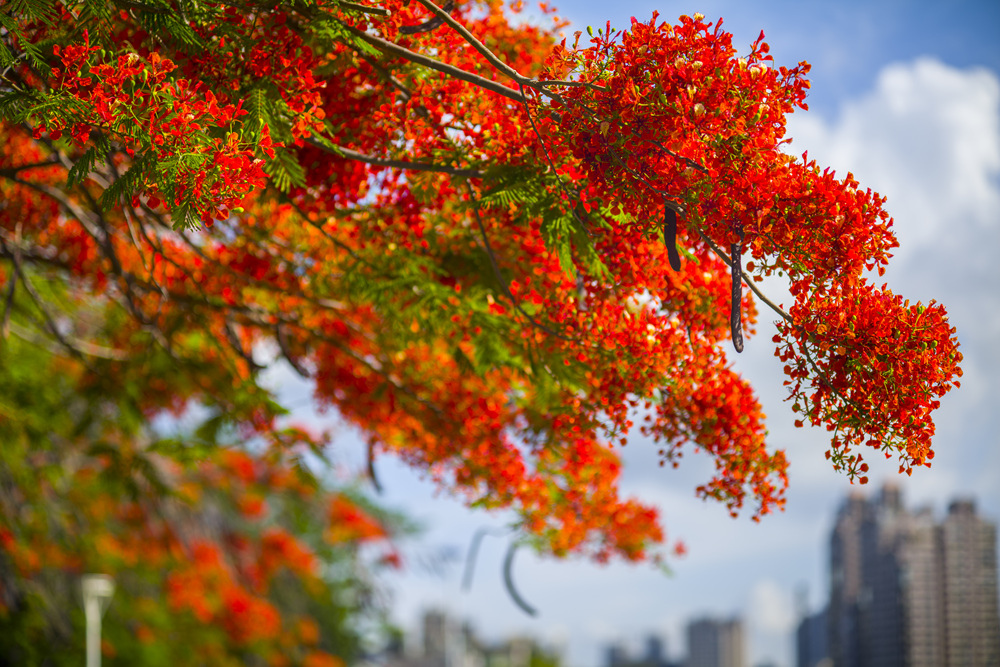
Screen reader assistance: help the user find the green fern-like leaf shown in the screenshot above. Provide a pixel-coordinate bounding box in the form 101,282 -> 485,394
66,146 -> 100,188
2,0 -> 57,23
244,86 -> 268,144
138,9 -> 204,51
169,201 -> 199,230
0,42 -> 14,69
98,153 -> 150,211
0,88 -> 39,121
266,147 -> 306,193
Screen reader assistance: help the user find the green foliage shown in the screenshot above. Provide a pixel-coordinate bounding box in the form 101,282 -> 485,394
267,146 -> 308,193
0,275 -> 404,665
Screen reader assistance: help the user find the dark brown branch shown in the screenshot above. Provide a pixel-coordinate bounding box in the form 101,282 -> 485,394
309,139 -> 485,177
414,0 -> 525,84
340,22 -> 525,103
412,0 -> 603,100
0,161 -> 62,178
276,324 -> 311,378
339,1 -> 391,17
696,230 -> 793,323
400,0 -> 453,34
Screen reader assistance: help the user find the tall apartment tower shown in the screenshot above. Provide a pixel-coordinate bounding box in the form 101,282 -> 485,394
686,618 -> 745,667
827,485 -> 1000,667
828,493 -> 866,667
897,508 -> 945,667
940,500 -> 1000,666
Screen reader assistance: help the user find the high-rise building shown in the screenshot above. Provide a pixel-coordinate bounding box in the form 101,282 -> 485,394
601,634 -> 680,667
686,618 -> 744,667
857,485 -> 907,667
825,485 -> 1000,667
828,493 -> 866,667
795,607 -> 828,667
940,500 -> 1000,666
897,508 -> 944,667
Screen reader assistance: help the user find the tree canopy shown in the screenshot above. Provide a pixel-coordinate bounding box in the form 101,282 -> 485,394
1,0 -> 962,588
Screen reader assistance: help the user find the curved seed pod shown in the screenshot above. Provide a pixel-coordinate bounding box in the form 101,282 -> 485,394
460,527 -> 509,591
367,440 -> 382,494
664,205 -> 682,271
730,228 -> 745,353
503,542 -> 537,616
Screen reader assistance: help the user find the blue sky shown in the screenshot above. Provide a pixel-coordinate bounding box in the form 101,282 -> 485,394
268,2 -> 1000,665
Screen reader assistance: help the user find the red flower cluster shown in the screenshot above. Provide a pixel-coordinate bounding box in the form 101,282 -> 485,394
39,31 -> 271,224
0,0 -> 962,579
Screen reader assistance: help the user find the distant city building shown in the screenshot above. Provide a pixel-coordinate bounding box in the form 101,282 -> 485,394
826,484 -> 1000,667
606,642 -> 628,667
795,607 -> 828,667
382,610 -> 560,667
601,634 -> 681,667
828,492 -> 865,667
940,500 -> 1000,666
643,636 -> 666,667
686,617 -> 745,667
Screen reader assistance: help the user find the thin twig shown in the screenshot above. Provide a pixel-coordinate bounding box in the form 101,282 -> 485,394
465,183 -> 575,342
5,320 -> 128,360
339,1 -> 392,16
2,236 -> 89,364
400,0 -> 453,34
340,22 -> 525,103
414,0 -> 525,83
308,139 -> 485,177
411,0 -> 597,100
696,230 -> 792,323
517,85 -> 591,235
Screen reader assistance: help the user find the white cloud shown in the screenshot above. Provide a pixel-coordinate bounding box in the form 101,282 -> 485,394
787,58 -> 1000,255
747,580 -> 796,634
784,58 -> 1000,494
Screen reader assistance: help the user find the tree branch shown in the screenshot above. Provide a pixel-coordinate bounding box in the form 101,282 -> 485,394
400,0 -> 452,34
414,0 -> 526,85
340,22 -> 525,103
339,1 -> 391,17
697,230 -> 793,324
309,139 -> 485,177
465,183 -> 576,342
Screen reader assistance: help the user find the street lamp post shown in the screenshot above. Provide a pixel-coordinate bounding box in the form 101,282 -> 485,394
81,574 -> 115,667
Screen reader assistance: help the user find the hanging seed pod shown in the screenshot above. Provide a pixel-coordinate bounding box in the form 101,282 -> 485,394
664,204 -> 682,271
730,227 -> 745,353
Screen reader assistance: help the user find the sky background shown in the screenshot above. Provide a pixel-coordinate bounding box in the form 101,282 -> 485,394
268,2 -> 1000,666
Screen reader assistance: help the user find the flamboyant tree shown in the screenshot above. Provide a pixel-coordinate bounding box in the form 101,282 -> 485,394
1,0 -> 962,582
0,323 -> 405,663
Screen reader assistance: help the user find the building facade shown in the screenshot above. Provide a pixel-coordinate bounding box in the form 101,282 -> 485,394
795,608 -> 828,667
826,485 -> 1000,667
940,500 -> 1000,666
686,618 -> 745,667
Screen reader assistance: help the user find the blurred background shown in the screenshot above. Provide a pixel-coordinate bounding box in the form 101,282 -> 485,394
268,1 -> 1000,666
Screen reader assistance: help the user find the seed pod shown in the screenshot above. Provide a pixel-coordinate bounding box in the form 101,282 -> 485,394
730,227 -> 745,353
664,205 -> 682,272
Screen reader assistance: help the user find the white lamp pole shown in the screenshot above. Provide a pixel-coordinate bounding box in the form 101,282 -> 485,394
82,574 -> 115,667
